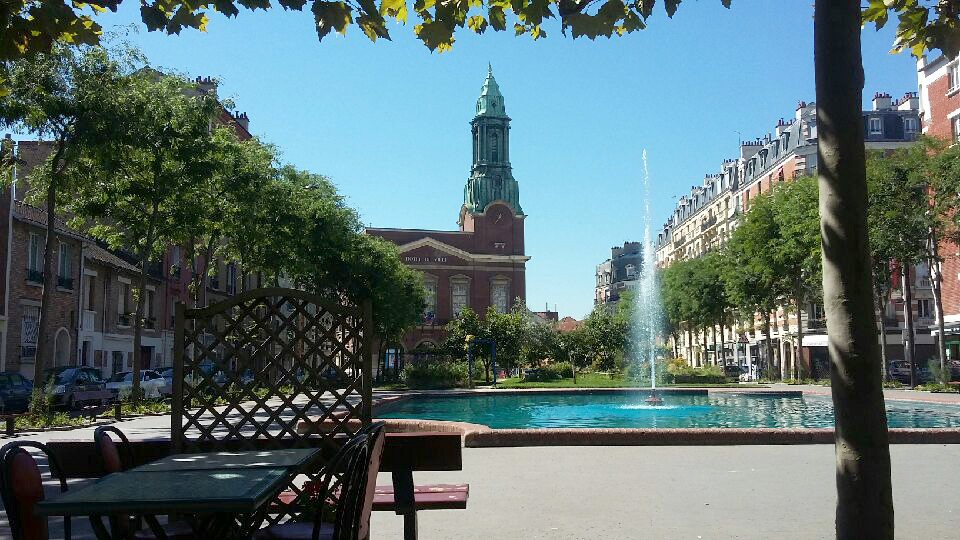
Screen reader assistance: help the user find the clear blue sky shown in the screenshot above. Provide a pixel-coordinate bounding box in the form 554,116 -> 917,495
88,1 -> 917,319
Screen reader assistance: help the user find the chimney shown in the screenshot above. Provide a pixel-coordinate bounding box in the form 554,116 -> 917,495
872,92 -> 892,111
775,118 -> 789,137
234,111 -> 250,132
195,75 -> 218,97
896,92 -> 919,111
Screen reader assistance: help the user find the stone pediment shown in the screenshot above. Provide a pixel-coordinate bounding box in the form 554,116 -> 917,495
396,238 -> 472,265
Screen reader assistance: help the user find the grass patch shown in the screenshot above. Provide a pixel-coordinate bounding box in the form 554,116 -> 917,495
913,383 -> 960,393
374,382 -> 409,391
120,401 -> 171,415
15,412 -> 85,430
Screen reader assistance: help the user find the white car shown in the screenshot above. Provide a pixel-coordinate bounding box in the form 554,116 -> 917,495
106,370 -> 166,401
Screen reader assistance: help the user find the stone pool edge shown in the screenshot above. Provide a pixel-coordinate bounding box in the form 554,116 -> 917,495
354,388 -> 960,446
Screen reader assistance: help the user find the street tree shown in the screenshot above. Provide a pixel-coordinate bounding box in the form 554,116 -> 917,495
866,148 -> 932,385
181,128 -> 278,307
9,0 -> 959,534
63,71 -> 218,402
925,138 -> 960,383
722,193 -> 784,379
770,174 -> 821,379
0,43 -> 136,383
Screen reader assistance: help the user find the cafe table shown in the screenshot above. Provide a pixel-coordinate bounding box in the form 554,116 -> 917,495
35,448 -> 321,540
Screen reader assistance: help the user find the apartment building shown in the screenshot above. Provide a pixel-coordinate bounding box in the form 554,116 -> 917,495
595,242 -> 643,309
654,93 -> 924,376
0,76 -> 255,380
918,54 -> 960,365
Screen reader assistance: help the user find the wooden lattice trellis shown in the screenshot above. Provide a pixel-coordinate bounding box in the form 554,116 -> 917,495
171,288 -> 372,523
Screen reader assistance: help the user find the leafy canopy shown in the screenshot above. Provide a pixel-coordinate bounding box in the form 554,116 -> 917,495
1,0 -> 735,59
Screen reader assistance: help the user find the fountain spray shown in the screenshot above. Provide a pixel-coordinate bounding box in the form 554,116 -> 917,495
638,149 -> 663,406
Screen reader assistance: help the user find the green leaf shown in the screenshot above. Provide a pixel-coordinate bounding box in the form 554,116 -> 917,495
379,0 -> 408,23
489,6 -> 507,30
468,15 -> 488,33
311,0 -> 353,39
664,0 -> 680,18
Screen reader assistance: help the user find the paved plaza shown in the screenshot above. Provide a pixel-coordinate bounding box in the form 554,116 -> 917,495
372,444 -> 960,540
1,388 -> 959,539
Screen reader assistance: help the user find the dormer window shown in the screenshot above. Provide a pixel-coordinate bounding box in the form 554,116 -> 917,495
904,117 -> 918,134
869,117 -> 883,135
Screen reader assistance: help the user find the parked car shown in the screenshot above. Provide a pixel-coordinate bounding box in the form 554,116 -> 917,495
723,365 -> 742,381
106,370 -> 167,401
44,367 -> 110,409
0,372 -> 32,413
949,360 -> 960,381
157,367 -> 174,396
888,360 -> 934,384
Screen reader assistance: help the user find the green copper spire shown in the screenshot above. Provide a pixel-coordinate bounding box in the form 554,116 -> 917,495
475,64 -> 505,117
463,66 -> 523,217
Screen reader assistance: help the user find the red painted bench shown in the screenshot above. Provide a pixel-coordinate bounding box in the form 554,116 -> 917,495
373,483 -> 469,511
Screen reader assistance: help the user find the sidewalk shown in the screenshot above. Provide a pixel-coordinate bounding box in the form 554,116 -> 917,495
371,444 -> 960,539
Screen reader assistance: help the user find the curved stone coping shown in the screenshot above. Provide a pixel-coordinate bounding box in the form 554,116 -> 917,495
298,414 -> 960,446
462,427 -> 960,447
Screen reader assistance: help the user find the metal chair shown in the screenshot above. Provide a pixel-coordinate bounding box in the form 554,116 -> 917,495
254,422 -> 386,540
93,426 -> 195,540
0,440 -> 71,540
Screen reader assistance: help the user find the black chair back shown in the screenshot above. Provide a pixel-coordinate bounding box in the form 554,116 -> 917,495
94,425 -> 134,473
0,441 -> 71,540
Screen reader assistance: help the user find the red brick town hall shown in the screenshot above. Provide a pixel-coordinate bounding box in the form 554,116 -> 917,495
367,68 -> 529,352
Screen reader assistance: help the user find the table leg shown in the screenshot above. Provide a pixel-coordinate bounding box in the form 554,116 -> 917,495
144,515 -> 170,540
392,468 -> 418,540
89,515 -> 114,540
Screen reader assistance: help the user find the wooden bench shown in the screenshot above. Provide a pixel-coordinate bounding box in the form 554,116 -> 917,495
45,431 -> 465,540
373,483 -> 469,511
0,413 -> 24,436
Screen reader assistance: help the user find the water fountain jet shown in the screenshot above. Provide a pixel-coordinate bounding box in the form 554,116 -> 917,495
634,149 -> 664,407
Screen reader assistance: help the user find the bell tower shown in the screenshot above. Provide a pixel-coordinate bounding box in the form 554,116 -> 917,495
461,65 -> 523,224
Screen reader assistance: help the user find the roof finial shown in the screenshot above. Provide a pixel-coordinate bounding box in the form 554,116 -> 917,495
488,62 -> 492,75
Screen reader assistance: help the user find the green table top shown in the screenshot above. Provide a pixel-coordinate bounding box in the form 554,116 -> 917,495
35,467 -> 291,516
132,448 -> 321,472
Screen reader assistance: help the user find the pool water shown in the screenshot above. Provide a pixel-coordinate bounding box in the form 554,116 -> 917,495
375,393 -> 960,429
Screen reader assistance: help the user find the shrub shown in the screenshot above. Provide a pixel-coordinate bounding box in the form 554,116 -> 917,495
669,364 -> 725,384
882,380 -> 905,389
523,362 -> 573,381
403,360 -> 468,389
914,383 -> 958,393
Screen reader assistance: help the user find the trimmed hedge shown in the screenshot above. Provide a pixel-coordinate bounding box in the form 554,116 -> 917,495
403,360 -> 468,389
672,374 -> 727,384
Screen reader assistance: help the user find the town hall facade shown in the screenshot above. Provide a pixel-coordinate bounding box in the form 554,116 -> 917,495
367,67 -> 529,351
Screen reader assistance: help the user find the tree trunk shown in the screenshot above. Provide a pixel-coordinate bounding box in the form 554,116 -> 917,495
711,324 -> 718,366
929,236 -> 948,384
902,264 -> 917,387
876,289 -> 891,382
815,2 -> 893,536
795,292 -> 806,380
763,311 -> 774,380
34,173 -> 59,384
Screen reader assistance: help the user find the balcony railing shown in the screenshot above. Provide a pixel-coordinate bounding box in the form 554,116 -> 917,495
700,216 -> 717,231
57,276 -> 73,289
807,318 -> 826,330
673,235 -> 686,246
26,269 -> 43,283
